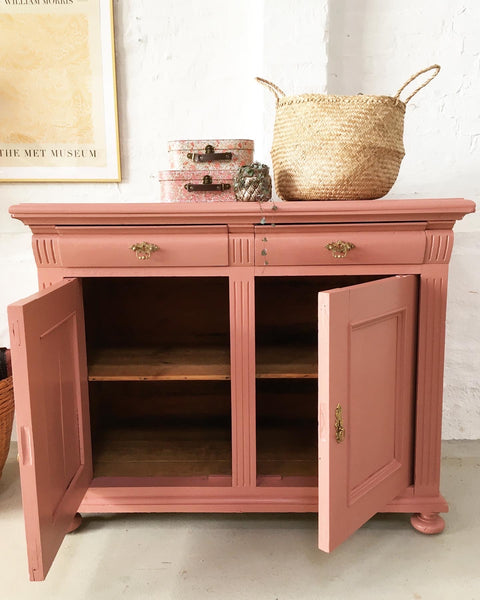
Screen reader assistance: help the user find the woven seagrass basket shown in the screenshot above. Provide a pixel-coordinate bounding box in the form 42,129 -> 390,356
0,349 -> 14,479
257,65 -> 440,201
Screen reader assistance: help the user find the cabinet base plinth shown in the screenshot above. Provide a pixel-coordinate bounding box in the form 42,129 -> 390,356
67,513 -> 83,533
410,512 -> 445,534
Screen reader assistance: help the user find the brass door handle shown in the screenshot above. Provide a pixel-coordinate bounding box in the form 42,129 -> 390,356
325,240 -> 355,258
130,242 -> 159,260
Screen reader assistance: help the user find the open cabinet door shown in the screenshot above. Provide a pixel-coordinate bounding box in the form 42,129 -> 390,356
8,279 -> 92,581
318,275 -> 417,552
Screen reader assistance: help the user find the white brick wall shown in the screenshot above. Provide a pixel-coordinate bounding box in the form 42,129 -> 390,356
0,0 -> 478,438
326,0 -> 480,438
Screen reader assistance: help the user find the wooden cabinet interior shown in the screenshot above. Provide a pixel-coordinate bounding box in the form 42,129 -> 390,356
89,380 -> 232,480
255,275 -> 385,485
254,274 -> 382,377
83,277 -> 231,381
84,277 -> 232,482
256,379 -> 318,485
85,274 -> 386,486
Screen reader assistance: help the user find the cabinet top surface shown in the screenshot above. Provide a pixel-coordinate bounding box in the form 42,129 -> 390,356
9,198 -> 475,227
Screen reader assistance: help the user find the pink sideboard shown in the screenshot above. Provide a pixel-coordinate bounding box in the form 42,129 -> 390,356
7,198 -> 475,580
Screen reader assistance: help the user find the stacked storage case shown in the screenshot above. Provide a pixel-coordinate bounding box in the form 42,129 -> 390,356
159,139 -> 254,202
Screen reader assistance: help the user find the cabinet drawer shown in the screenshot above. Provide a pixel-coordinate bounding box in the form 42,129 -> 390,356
55,226 -> 228,267
254,224 -> 426,266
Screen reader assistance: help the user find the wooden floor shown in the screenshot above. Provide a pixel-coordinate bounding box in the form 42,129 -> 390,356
87,345 -> 317,381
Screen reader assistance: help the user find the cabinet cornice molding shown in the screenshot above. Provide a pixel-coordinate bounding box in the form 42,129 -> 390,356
10,198 -> 475,227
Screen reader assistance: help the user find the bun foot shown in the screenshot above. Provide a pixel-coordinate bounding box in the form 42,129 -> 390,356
410,512 -> 445,535
67,513 -> 82,533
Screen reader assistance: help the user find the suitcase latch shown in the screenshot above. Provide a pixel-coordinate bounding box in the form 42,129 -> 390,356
184,175 -> 231,192
187,144 -> 233,163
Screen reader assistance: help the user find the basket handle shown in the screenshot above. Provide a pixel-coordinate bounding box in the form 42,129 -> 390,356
256,77 -> 286,103
394,64 -> 441,105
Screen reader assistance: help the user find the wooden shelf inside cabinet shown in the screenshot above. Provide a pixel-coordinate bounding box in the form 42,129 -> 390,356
257,422 -> 318,480
256,345 -> 317,379
92,424 -> 232,478
88,346 -> 231,381
88,344 -> 318,381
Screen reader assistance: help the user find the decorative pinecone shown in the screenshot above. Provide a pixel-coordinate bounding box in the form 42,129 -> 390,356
234,162 -> 272,202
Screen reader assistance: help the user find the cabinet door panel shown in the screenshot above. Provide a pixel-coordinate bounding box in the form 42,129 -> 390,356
8,279 -> 91,581
318,275 -> 417,552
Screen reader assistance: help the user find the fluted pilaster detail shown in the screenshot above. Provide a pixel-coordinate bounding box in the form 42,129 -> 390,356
414,269 -> 449,495
229,274 -> 256,487
229,225 -> 254,266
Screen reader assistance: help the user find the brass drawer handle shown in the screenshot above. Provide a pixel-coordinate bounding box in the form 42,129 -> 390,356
335,404 -> 346,443
130,242 -> 159,260
325,240 -> 355,258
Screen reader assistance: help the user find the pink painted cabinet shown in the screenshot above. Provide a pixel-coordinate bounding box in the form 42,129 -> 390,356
7,199 -> 474,580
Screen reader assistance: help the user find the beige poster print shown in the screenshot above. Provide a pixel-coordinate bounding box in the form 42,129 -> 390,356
0,0 -> 119,179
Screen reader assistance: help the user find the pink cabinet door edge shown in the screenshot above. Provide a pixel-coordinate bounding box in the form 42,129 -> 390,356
318,275 -> 417,551
8,278 -> 92,581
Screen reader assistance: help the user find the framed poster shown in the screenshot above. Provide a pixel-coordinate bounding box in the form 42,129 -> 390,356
0,0 -> 120,182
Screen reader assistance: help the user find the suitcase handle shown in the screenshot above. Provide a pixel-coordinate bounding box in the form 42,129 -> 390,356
187,144 -> 233,163
184,175 -> 231,192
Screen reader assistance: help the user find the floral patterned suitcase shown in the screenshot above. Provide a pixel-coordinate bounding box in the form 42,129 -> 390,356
158,170 -> 236,202
168,139 -> 254,171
